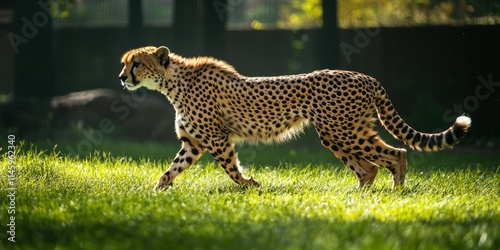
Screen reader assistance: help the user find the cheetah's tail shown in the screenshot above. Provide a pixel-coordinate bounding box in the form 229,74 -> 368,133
375,87 -> 471,151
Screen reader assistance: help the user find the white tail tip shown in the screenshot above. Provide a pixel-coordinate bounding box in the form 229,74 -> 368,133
456,116 -> 471,127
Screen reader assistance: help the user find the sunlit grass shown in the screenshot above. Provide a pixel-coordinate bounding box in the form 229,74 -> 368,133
0,142 -> 499,249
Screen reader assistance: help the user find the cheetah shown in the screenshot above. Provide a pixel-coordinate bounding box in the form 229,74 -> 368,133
118,46 -> 471,190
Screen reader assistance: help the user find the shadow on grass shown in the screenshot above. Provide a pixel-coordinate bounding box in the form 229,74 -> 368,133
9,211 -> 499,250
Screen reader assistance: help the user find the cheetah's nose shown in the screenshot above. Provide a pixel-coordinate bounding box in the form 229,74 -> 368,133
119,74 -> 127,82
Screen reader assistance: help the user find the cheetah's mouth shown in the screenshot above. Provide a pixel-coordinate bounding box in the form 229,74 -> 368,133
121,81 -> 141,90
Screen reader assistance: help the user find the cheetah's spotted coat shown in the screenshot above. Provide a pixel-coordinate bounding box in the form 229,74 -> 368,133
119,46 -> 471,190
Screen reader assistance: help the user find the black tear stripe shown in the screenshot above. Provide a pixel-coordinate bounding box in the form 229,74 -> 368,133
130,65 -> 139,85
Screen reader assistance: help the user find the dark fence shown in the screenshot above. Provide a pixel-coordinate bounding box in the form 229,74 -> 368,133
2,25 -> 499,139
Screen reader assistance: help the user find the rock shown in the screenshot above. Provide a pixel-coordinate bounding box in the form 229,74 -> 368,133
50,88 -> 176,141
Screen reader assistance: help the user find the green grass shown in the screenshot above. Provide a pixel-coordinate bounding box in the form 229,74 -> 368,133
1,141 -> 499,250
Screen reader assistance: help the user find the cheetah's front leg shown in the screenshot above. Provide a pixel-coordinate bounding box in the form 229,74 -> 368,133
154,131 -> 205,190
208,137 -> 260,187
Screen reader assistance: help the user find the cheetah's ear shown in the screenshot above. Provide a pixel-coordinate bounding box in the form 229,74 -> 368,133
155,46 -> 170,68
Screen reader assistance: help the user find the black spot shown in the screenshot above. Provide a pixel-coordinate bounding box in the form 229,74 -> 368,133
186,157 -> 193,164
392,116 -> 399,124
363,146 -> 371,152
173,158 -> 180,163
420,134 -> 429,146
405,133 -> 414,140
375,146 -> 382,153
401,125 -> 408,134
395,121 -> 404,129
445,131 -> 455,145
368,135 -> 377,144
413,133 -> 422,145
435,133 -> 444,148
453,122 -> 468,139
179,149 -> 187,156
427,136 -> 438,149
385,166 -> 396,174
192,148 -> 200,155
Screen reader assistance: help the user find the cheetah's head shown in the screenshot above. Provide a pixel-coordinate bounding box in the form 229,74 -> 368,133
118,46 -> 170,91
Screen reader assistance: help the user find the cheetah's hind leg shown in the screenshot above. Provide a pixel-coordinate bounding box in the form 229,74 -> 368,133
318,137 -> 379,189
362,138 -> 408,190
338,151 -> 379,189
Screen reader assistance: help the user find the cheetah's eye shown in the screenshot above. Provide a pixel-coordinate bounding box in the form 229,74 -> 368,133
133,61 -> 141,69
